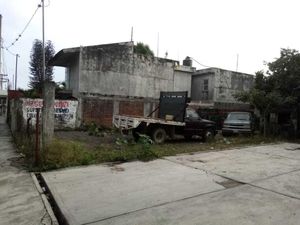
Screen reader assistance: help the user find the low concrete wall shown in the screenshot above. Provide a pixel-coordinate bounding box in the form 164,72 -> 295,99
21,98 -> 78,129
9,99 -> 23,133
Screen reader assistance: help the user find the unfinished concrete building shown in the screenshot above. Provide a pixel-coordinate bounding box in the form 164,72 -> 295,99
50,42 -> 195,127
191,68 -> 254,110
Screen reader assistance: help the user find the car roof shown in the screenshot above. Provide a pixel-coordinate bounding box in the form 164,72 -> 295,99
228,112 -> 250,114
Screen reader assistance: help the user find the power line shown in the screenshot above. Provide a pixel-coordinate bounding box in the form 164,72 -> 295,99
190,57 -> 212,68
1,45 -> 17,56
5,4 -> 41,49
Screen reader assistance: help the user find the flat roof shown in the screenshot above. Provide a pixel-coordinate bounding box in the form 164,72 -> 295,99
49,41 -> 181,67
193,67 -> 254,77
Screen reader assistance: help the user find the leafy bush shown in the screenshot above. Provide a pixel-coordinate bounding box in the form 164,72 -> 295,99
87,122 -> 101,136
134,42 -> 154,57
137,133 -> 153,150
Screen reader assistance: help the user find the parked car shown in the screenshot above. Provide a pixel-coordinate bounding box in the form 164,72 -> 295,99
222,112 -> 254,136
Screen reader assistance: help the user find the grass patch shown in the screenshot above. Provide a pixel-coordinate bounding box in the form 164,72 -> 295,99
14,131 -> 281,171
93,144 -> 157,163
47,135 -> 280,170
150,135 -> 278,158
41,139 -> 97,170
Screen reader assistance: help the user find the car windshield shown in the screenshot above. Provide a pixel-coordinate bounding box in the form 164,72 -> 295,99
227,112 -> 250,121
186,109 -> 200,119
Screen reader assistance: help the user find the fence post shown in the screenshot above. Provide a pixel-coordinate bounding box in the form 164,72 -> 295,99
35,108 -> 40,166
42,81 -> 55,150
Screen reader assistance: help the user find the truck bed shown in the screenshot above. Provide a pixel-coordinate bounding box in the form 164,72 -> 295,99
113,115 -> 185,130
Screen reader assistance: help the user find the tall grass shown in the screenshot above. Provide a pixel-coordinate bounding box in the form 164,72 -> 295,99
14,132 -> 280,171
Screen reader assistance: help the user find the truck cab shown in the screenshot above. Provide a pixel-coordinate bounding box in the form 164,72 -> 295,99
183,108 -> 216,141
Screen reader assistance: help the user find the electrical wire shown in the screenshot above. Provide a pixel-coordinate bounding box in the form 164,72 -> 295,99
5,4 -> 41,49
190,57 -> 212,68
1,45 -> 17,57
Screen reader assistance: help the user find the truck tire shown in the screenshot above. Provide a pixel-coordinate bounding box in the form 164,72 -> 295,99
202,129 -> 214,142
151,128 -> 167,144
132,130 -> 140,142
184,135 -> 192,140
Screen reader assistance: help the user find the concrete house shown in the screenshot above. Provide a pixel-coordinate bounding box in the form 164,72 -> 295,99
50,42 -> 195,127
191,68 -> 254,110
0,74 -> 8,116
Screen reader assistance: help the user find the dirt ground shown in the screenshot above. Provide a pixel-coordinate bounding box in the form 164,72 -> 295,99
55,130 -> 119,148
54,130 -> 204,149
54,130 -> 245,151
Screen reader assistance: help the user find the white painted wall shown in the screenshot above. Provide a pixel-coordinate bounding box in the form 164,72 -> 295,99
21,98 -> 78,129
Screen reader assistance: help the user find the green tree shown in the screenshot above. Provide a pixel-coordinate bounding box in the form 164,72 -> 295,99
29,39 -> 55,91
134,42 -> 154,57
234,49 -> 300,136
268,48 -> 300,97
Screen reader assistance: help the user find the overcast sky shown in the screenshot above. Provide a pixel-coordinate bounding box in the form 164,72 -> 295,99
1,0 -> 300,89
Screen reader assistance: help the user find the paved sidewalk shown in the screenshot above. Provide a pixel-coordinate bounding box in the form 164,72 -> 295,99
43,142 -> 300,225
0,116 -> 51,225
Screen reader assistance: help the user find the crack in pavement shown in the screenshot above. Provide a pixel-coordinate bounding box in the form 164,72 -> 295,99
163,155 -> 300,201
81,187 -> 232,225
248,183 -> 300,201
79,157 -> 247,225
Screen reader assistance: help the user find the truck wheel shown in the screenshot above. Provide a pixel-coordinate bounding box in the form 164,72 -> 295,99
202,129 -> 214,142
132,130 -> 140,142
184,135 -> 192,140
151,128 -> 166,144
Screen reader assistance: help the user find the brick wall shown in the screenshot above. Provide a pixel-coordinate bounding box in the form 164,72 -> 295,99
8,90 -> 24,100
82,98 -> 153,127
82,99 -> 113,127
119,101 -> 144,116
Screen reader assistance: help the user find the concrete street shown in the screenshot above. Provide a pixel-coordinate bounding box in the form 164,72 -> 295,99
42,143 -> 300,225
0,116 -> 52,225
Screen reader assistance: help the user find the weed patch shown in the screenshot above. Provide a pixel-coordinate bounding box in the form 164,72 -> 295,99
13,132 -> 35,166
42,139 -> 96,170
14,129 -> 281,171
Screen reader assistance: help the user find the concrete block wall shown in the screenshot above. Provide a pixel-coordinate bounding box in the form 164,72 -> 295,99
214,69 -> 254,103
8,99 -> 22,133
191,70 -> 215,101
75,42 -> 193,100
8,98 -> 79,131
191,68 -> 254,106
51,42 -> 195,128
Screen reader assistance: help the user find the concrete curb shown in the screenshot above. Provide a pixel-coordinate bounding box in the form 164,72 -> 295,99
31,173 -> 59,225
